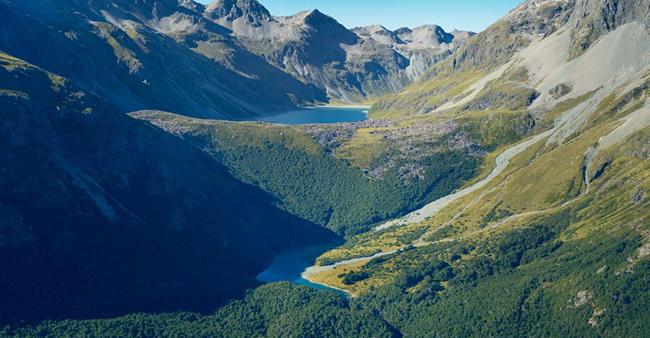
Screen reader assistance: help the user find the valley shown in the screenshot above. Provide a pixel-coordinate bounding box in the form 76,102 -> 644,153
302,128 -> 555,293
1,0 -> 649,337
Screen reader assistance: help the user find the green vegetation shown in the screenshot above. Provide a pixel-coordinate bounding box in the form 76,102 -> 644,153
94,23 -> 143,74
296,80 -> 650,335
459,111 -> 535,152
11,196 -> 648,337
1,283 -> 397,338
0,52 -> 339,325
340,271 -> 371,285
335,127 -> 389,168
370,70 -> 484,119
3,1 -> 650,335
135,112 -> 479,236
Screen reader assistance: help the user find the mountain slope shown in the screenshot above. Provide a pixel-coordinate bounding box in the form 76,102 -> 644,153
205,0 -> 471,101
299,0 -> 650,335
0,0 -> 326,118
0,0 -> 469,117
0,52 -> 336,324
2,0 -> 650,336
131,111 -> 480,236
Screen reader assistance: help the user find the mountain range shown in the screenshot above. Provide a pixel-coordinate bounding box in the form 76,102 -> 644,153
0,0 -> 470,118
1,0 -> 649,336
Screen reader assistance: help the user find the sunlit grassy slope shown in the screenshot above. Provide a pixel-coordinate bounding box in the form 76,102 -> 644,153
306,76 -> 650,338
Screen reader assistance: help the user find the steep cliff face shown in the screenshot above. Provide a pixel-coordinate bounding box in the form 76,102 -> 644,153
0,52 -> 335,323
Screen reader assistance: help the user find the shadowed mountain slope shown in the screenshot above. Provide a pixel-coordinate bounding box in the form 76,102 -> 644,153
0,52 -> 336,324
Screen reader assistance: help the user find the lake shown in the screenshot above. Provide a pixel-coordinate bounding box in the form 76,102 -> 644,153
253,106 -> 369,125
257,243 -> 346,295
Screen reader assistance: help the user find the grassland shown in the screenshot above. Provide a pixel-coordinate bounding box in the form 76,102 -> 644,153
307,78 -> 650,301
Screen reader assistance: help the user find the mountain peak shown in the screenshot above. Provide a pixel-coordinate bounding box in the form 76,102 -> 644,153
398,24 -> 454,47
204,0 -> 272,24
288,9 -> 355,38
293,8 -> 331,24
353,25 -> 405,46
394,27 -> 413,35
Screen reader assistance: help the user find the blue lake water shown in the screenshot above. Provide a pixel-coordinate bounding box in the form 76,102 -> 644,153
254,106 -> 369,125
257,243 -> 346,295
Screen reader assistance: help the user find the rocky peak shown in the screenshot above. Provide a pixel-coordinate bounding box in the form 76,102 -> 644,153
298,9 -> 338,27
502,0 -> 573,37
450,30 -> 475,39
291,9 -> 358,45
204,0 -> 272,25
394,27 -> 413,36
178,0 -> 203,11
398,24 -> 455,49
353,25 -> 405,46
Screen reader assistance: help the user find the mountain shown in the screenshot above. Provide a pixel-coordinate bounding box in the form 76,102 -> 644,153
0,0 -> 326,118
0,0 -> 474,325
0,0 -> 466,117
394,25 -> 455,48
299,0 -> 650,335
204,0 -> 472,101
0,52 -> 336,323
3,0 -> 650,336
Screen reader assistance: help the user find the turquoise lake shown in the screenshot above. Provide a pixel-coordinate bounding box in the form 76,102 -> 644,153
256,243 -> 346,295
254,106 -> 369,124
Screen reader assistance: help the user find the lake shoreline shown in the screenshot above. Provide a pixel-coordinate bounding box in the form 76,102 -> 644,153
256,241 -> 349,296
246,106 -> 369,125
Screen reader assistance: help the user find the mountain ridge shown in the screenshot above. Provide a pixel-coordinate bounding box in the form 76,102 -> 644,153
203,0 -> 472,101
2,0 -> 649,336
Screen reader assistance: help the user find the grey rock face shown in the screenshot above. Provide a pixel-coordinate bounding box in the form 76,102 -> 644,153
205,0 -> 272,25
397,25 -> 455,48
203,0 -> 471,101
0,0 -> 468,114
0,0 -> 326,119
569,0 -> 650,58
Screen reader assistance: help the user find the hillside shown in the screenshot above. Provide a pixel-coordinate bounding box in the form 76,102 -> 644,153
0,52 -> 335,323
300,0 -> 650,335
132,111 -> 481,236
1,0 -> 650,336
